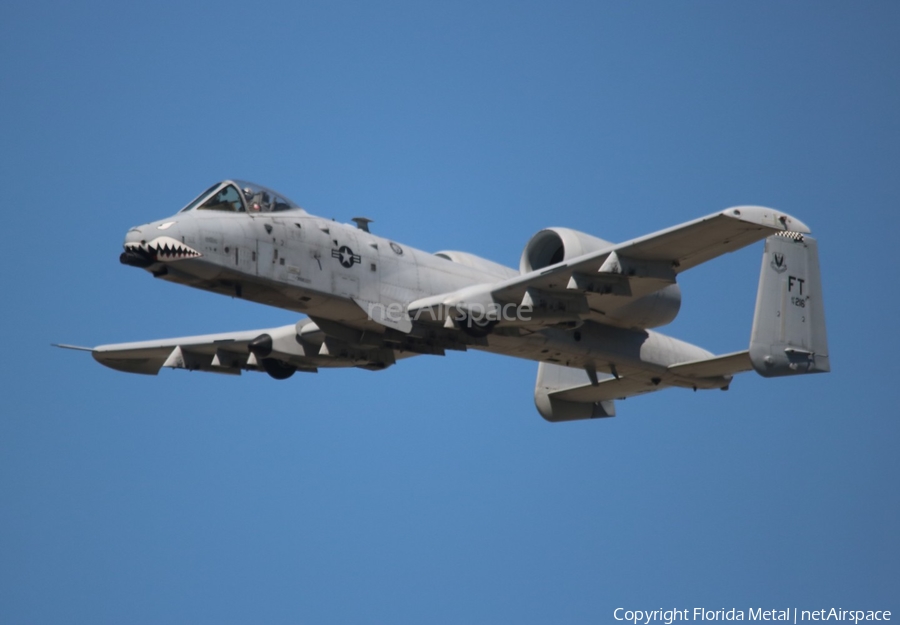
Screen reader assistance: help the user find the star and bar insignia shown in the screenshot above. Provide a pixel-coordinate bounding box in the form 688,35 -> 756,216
332,245 -> 361,268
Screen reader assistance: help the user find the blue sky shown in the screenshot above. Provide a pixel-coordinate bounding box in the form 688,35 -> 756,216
2,1 -> 898,623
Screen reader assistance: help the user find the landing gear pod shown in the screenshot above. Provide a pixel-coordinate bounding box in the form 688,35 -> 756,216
750,233 -> 830,376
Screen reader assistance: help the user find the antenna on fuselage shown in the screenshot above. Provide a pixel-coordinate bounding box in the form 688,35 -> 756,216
352,217 -> 373,233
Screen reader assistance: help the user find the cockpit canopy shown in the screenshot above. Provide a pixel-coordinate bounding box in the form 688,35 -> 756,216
179,180 -> 303,214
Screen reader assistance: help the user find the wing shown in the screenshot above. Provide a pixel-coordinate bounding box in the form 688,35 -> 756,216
409,206 -> 810,328
81,320 -> 406,377
68,313 -> 470,377
497,206 -> 809,297
87,325 -> 303,375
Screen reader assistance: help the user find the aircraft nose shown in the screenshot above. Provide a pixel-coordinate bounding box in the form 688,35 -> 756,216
124,225 -> 144,246
119,220 -> 202,268
120,225 -> 154,268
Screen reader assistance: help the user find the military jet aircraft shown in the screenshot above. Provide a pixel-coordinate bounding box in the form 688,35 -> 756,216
58,180 -> 830,421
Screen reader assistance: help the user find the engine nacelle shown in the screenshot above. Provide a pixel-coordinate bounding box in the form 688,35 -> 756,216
520,227 -> 681,329
602,283 -> 681,328
519,228 -> 614,274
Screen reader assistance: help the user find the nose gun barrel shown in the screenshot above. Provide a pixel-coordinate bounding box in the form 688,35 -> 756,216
120,247 -> 155,267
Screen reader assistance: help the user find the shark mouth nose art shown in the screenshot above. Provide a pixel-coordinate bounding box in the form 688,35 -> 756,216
120,236 -> 201,267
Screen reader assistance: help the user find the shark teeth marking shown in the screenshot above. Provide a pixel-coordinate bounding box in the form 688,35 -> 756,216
125,236 -> 201,262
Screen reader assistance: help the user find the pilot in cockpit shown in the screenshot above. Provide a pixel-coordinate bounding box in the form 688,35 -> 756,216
181,181 -> 299,214
244,187 -> 272,212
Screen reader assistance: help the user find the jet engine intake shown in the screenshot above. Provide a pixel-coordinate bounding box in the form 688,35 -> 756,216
520,227 -> 681,329
520,228 -> 613,274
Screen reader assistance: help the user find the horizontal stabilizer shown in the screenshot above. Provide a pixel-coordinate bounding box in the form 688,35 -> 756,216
668,350 -> 752,378
539,351 -> 752,416
548,374 -> 667,404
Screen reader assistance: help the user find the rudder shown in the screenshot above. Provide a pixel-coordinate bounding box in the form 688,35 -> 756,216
750,233 -> 830,377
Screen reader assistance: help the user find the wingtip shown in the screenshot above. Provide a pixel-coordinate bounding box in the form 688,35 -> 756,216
724,206 -> 812,234
52,343 -> 93,352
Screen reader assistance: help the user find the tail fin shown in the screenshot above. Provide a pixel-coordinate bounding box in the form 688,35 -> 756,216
750,233 -> 830,377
